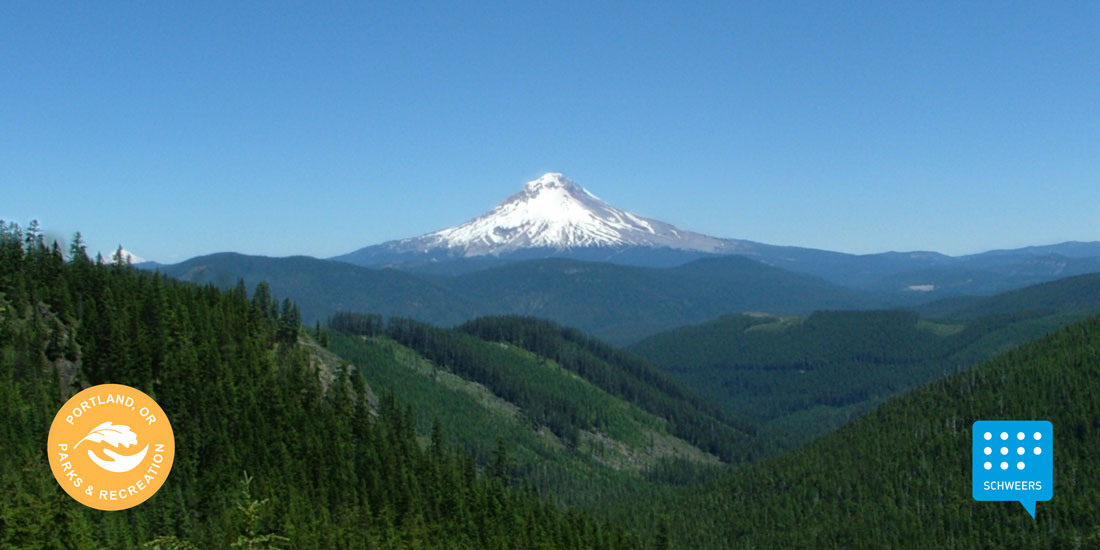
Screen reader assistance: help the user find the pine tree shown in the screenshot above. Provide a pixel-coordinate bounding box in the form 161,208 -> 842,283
68,231 -> 88,263
230,473 -> 289,550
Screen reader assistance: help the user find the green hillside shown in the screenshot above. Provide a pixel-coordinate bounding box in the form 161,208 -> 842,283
159,252 -> 480,325
325,329 -> 722,507
918,272 -> 1100,319
0,225 -> 640,549
631,308 -> 1088,447
321,313 -> 764,505
629,312 -> 1100,548
457,316 -> 760,461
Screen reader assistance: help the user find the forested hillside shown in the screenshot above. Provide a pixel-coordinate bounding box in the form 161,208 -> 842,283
155,252 -> 479,325
627,312 -> 1100,548
7,221 -> 1097,549
918,271 -> 1100,320
159,253 -> 878,345
632,308 -> 1091,447
321,312 -> 762,510
457,316 -> 760,460
0,223 -> 640,549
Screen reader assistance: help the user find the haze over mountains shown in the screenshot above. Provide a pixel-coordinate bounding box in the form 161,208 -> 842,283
333,173 -> 1100,295
147,173 -> 1100,344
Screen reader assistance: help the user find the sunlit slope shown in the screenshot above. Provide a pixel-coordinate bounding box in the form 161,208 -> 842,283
323,316 -> 759,506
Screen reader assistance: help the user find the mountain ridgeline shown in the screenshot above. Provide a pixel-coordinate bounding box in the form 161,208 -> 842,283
332,173 -> 1100,297
158,252 -> 878,345
917,271 -> 1100,320
145,173 -> 1100,348
145,174 -> 1100,348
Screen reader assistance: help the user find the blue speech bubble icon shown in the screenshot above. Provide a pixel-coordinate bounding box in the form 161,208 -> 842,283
972,420 -> 1052,518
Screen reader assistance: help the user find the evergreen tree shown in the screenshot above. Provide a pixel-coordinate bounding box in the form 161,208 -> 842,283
230,473 -> 288,550
68,231 -> 88,263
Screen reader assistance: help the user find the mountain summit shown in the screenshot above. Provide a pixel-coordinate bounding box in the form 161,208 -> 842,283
334,173 -> 737,268
407,172 -> 726,255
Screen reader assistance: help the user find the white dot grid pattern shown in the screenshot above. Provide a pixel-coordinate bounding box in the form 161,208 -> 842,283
974,421 -> 1052,507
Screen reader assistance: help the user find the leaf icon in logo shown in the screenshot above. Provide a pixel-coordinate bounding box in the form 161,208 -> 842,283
74,421 -> 139,449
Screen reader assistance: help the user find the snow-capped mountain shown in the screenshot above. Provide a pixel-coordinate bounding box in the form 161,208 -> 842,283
427,172 -> 723,253
347,173 -> 738,262
331,172 -> 1100,294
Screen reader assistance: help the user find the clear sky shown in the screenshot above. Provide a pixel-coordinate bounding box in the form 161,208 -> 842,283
2,2 -> 1097,262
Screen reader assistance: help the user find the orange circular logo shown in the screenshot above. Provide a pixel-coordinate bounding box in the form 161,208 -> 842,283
47,384 -> 175,510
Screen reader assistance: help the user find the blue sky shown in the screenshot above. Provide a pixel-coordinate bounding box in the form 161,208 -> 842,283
2,2 -> 1097,262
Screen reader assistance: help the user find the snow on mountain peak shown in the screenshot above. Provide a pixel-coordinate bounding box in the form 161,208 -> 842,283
524,172 -> 575,192
387,173 -> 728,257
526,172 -> 566,189
519,172 -> 600,202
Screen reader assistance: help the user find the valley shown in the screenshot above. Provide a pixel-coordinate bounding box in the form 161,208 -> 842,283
631,305 -> 1098,449
4,220 -> 1100,549
621,312 -> 1100,548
